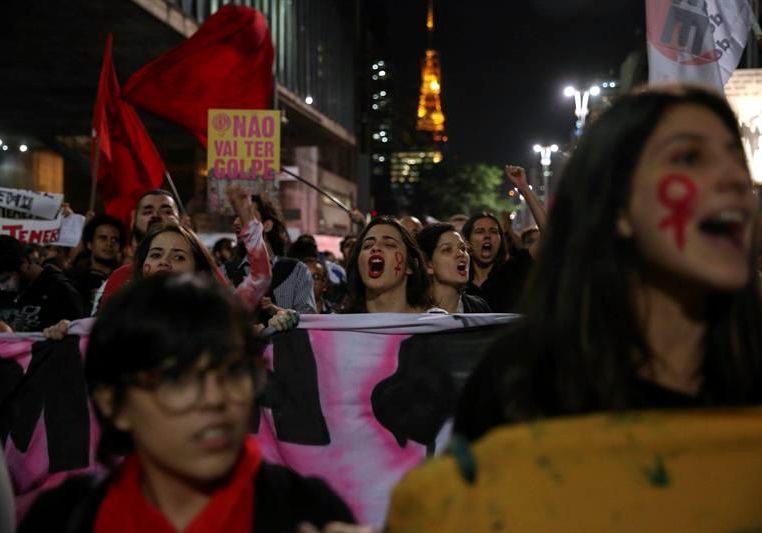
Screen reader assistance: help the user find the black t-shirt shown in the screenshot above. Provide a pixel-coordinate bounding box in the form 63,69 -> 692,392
0,266 -> 84,332
465,249 -> 534,313
454,325 -> 707,443
67,268 -> 109,316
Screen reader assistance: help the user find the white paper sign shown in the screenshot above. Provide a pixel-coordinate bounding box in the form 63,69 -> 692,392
0,188 -> 63,220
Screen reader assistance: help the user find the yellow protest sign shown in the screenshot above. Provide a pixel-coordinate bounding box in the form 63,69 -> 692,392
387,408 -> 762,532
206,109 -> 280,213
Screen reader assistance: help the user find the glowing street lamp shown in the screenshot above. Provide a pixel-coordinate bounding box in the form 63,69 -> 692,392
533,143 -> 559,200
564,85 -> 600,133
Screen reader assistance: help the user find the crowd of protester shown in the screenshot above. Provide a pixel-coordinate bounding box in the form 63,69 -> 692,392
2,84 -> 762,530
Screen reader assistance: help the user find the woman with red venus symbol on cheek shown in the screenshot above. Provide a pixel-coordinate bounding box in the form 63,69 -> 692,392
452,86 -> 762,447
343,217 -> 434,313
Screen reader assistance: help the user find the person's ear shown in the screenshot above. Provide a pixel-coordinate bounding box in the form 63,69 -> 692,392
425,261 -> 434,276
93,386 -> 131,431
85,242 -> 93,252
263,220 -> 274,233
130,209 -> 137,231
616,209 -> 634,238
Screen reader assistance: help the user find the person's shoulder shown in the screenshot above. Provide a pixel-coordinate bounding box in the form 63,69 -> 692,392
506,248 -> 534,268
104,263 -> 133,290
461,293 -> 491,313
18,474 -> 106,533
37,266 -> 80,297
108,263 -> 133,279
254,462 -> 354,529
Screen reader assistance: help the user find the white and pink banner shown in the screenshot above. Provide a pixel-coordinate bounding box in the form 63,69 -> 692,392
646,0 -> 753,90
0,313 -> 514,525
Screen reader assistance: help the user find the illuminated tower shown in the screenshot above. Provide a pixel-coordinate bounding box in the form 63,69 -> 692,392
416,0 -> 446,142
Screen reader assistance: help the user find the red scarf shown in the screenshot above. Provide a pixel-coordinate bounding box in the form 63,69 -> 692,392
95,436 -> 261,533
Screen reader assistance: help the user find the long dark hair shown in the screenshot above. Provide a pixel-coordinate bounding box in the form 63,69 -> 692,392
507,85 -> 762,418
416,222 -> 456,262
86,275 -> 266,465
132,223 -> 217,282
252,193 -> 290,257
343,216 -> 433,312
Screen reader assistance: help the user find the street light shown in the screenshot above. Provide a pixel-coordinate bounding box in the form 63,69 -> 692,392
533,143 -> 559,200
564,84 -> 600,133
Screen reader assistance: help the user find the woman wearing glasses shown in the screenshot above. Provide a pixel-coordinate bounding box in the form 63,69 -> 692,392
21,275 -> 365,532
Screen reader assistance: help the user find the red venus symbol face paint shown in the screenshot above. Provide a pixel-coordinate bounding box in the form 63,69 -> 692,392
394,251 -> 404,276
657,174 -> 698,251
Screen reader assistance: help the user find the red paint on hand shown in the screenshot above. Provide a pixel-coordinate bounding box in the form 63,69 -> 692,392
657,174 -> 697,251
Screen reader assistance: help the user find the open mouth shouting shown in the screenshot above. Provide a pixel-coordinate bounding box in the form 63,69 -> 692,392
697,208 -> 749,251
368,254 -> 385,279
456,260 -> 468,276
480,240 -> 494,258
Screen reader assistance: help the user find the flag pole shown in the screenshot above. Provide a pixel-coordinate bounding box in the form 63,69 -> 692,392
89,135 -> 101,212
281,167 -> 352,215
163,170 -> 187,216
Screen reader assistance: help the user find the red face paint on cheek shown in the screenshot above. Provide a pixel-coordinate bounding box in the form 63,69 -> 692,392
394,251 -> 404,276
657,173 -> 698,251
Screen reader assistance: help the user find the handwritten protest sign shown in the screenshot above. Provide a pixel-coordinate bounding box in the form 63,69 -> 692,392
0,217 -> 62,244
0,214 -> 84,246
0,188 -> 62,220
206,109 -> 281,213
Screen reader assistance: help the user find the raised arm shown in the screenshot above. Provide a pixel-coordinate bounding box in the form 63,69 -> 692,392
505,165 -> 547,234
227,186 -> 272,311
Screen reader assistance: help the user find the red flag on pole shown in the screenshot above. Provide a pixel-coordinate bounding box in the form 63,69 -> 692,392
92,34 -> 166,227
123,5 -> 275,147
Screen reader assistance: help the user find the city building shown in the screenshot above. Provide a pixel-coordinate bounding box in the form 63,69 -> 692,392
390,0 -> 446,214
0,0 -> 363,241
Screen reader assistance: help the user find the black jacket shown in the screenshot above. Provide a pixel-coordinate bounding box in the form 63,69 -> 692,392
19,462 -> 355,533
0,266 -> 84,331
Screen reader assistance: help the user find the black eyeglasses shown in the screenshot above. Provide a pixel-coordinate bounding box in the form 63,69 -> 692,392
126,357 -> 256,413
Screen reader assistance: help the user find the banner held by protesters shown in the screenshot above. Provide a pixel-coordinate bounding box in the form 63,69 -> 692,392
0,313 -> 512,523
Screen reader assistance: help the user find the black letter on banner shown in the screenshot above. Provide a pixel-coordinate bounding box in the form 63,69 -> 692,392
371,327 -> 498,455
660,2 -> 712,56
372,334 -> 457,455
0,337 -> 90,472
253,330 -> 330,445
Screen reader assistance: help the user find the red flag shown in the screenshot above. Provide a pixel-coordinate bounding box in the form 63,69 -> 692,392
92,34 -> 166,227
123,5 -> 274,147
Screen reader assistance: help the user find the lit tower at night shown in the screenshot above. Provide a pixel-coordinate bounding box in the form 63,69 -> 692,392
416,0 -> 446,143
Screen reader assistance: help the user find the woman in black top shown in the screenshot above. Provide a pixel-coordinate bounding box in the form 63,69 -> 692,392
455,86 -> 762,442
462,166 -> 546,313
21,275 -> 358,532
416,223 -> 490,313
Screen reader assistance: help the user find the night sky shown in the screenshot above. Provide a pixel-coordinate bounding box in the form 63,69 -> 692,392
370,0 -> 647,169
